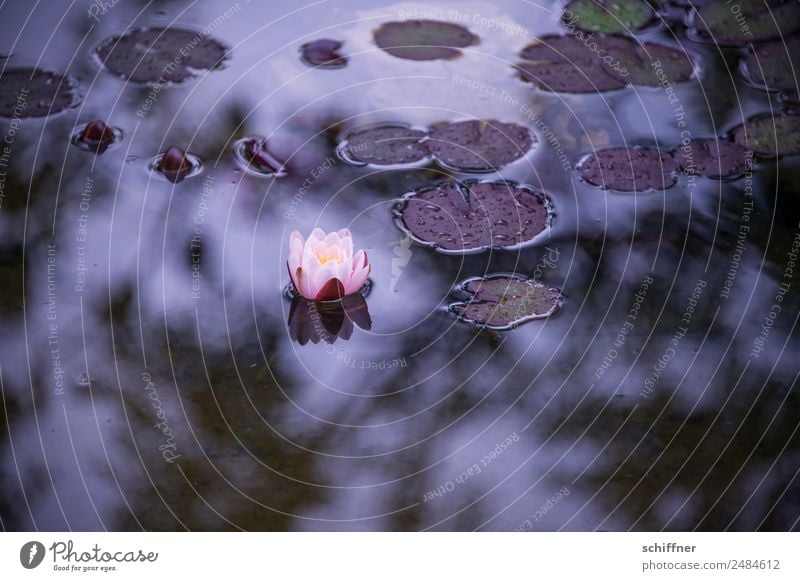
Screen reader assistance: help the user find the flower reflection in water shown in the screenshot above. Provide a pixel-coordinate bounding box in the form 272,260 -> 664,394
287,293 -> 372,345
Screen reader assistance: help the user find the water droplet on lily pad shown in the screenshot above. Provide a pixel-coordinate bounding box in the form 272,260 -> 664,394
731,113 -> 800,157
394,180 -> 553,253
0,68 -> 81,118
300,39 -> 348,69
373,20 -> 479,61
448,274 -> 563,330
563,0 -> 657,35
577,146 -> 677,191
337,124 -> 430,167
94,27 -> 228,83
426,119 -> 535,173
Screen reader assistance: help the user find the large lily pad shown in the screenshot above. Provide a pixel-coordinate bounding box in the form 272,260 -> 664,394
731,113 -> 800,157
394,180 -> 553,254
563,0 -> 657,34
599,40 -> 696,86
426,120 -> 535,172
517,34 -> 626,93
688,0 -> 800,46
337,124 -> 430,166
741,36 -> 800,92
0,69 -> 81,118
374,20 -> 479,61
672,138 -> 752,179
94,27 -> 228,83
449,274 -> 563,330
300,39 -> 348,69
577,146 -> 677,191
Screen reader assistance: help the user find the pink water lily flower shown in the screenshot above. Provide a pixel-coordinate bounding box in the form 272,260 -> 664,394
288,228 -> 371,301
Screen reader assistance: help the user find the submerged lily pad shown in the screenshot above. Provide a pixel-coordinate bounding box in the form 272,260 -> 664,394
741,36 -> 800,92
449,274 -> 562,330
731,113 -> 800,157
688,0 -> 800,46
337,124 -> 430,166
394,180 -> 553,254
426,120 -> 535,172
563,0 -> 656,34
599,40 -> 696,86
94,27 -> 228,83
672,138 -> 752,179
577,146 -> 677,191
517,34 -> 626,93
300,39 -> 348,69
0,69 -> 81,118
373,20 -> 479,60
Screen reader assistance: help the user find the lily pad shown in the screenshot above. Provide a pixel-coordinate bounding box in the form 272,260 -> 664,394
426,120 -> 535,172
373,20 -> 479,61
563,0 -> 657,35
731,113 -> 800,157
741,36 -> 800,92
672,138 -> 752,179
449,274 -> 562,330
0,68 -> 81,118
599,40 -> 696,86
688,0 -> 800,46
337,124 -> 430,166
577,146 -> 677,191
300,39 -> 348,69
394,180 -> 553,254
517,34 -> 627,93
94,27 -> 228,83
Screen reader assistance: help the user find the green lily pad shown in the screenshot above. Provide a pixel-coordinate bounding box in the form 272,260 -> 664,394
426,119 -> 535,172
373,20 -> 479,61
599,40 -> 696,86
688,0 -> 800,46
449,274 -> 563,330
0,68 -> 81,118
731,113 -> 800,157
577,146 -> 677,191
563,0 -> 657,34
741,36 -> 800,92
337,124 -> 430,166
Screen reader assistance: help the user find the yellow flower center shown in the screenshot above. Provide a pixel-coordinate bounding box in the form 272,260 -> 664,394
315,251 -> 342,265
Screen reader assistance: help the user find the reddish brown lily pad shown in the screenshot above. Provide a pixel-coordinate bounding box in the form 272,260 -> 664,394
426,120 -> 535,172
741,36 -> 800,92
374,20 -> 479,61
0,68 -> 81,118
300,39 -> 348,69
151,146 -> 203,183
71,120 -> 123,154
394,180 -> 553,254
337,124 -> 430,166
577,146 -> 677,191
672,138 -> 752,179
599,40 -> 696,86
94,27 -> 228,83
688,0 -> 800,46
731,113 -> 800,157
233,137 -> 287,177
449,274 -> 563,330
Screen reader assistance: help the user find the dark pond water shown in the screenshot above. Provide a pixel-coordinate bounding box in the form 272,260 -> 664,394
1,0 -> 799,531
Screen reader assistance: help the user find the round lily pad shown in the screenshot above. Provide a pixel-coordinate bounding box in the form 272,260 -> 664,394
577,146 -> 677,191
672,138 -> 752,179
337,124 -> 430,166
300,39 -> 347,69
731,113 -> 800,157
563,0 -> 657,34
688,0 -> 800,46
517,34 -> 627,93
741,36 -> 800,92
394,180 -> 553,254
449,274 -> 563,330
426,120 -> 535,172
599,40 -> 696,86
0,68 -> 81,118
94,27 -> 228,83
373,20 -> 479,61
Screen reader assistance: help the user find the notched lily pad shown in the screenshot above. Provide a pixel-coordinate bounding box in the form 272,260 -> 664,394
563,0 -> 657,35
300,39 -> 348,69
426,119 -> 535,172
449,274 -> 563,330
517,34 -> 626,93
0,69 -> 81,118
731,113 -> 800,157
94,27 -> 228,83
394,180 -> 553,254
741,36 -> 800,92
688,0 -> 800,45
672,138 -> 752,179
600,40 -> 696,86
373,20 -> 479,60
577,146 -> 677,191
337,124 -> 430,166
